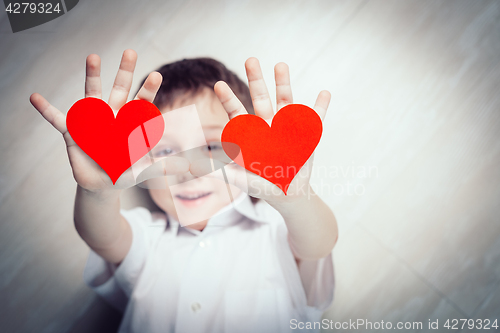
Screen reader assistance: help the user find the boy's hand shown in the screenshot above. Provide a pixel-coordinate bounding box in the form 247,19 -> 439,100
30,50 -> 189,193
191,57 -> 330,206
194,58 -> 337,261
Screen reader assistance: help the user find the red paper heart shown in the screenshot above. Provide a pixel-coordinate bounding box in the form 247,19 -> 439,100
221,104 -> 322,195
66,98 -> 164,184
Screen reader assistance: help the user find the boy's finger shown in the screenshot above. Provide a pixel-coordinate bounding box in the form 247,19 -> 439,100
189,158 -> 251,193
134,72 -> 162,103
275,62 -> 293,111
313,90 -> 331,121
30,93 -> 67,134
245,57 -> 274,120
214,81 -> 248,119
85,54 -> 102,99
189,158 -> 282,199
62,131 -> 77,148
108,49 -> 137,111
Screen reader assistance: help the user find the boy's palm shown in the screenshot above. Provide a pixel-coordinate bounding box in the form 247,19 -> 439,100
192,58 -> 331,204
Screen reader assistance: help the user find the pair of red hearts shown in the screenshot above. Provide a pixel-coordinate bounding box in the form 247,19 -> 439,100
66,98 -> 322,194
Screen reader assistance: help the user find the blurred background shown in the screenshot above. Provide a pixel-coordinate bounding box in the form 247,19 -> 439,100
1,0 -> 499,332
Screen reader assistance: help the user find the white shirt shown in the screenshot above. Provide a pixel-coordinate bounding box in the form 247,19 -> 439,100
83,193 -> 335,333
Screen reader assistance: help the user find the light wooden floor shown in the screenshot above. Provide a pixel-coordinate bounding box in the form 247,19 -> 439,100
1,0 -> 499,332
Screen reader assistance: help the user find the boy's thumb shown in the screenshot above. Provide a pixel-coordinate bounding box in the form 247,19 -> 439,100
189,158 -> 250,193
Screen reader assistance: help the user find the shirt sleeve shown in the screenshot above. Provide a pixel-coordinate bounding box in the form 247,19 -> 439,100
82,207 -> 166,312
256,200 -> 335,316
297,252 -> 335,312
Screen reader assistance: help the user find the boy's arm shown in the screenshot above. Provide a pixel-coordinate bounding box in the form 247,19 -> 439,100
31,50 -> 186,264
29,51 -> 142,265
74,187 -> 131,264
268,186 -> 338,260
209,58 -> 338,261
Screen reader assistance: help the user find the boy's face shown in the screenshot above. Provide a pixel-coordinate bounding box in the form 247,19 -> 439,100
145,89 -> 242,230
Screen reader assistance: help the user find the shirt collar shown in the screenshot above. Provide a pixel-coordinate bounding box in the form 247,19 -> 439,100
167,193 -> 270,236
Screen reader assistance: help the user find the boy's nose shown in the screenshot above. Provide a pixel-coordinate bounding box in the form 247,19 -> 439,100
175,170 -> 197,184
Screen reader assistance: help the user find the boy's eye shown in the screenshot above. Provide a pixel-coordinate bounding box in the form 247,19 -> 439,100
154,148 -> 174,157
204,143 -> 222,153
207,143 -> 221,151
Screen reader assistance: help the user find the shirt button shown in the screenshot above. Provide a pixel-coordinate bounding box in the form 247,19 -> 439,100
191,302 -> 201,313
199,240 -> 211,248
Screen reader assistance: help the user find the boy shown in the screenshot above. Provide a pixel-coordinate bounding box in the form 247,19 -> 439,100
30,49 -> 338,333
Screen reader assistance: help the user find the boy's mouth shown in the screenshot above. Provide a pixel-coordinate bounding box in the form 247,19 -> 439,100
175,191 -> 212,207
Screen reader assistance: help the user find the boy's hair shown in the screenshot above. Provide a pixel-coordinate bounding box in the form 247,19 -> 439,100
143,58 -> 254,115
138,58 -> 259,204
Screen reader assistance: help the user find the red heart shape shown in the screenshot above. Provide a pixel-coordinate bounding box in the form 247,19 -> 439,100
66,98 -> 164,184
221,104 -> 322,195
